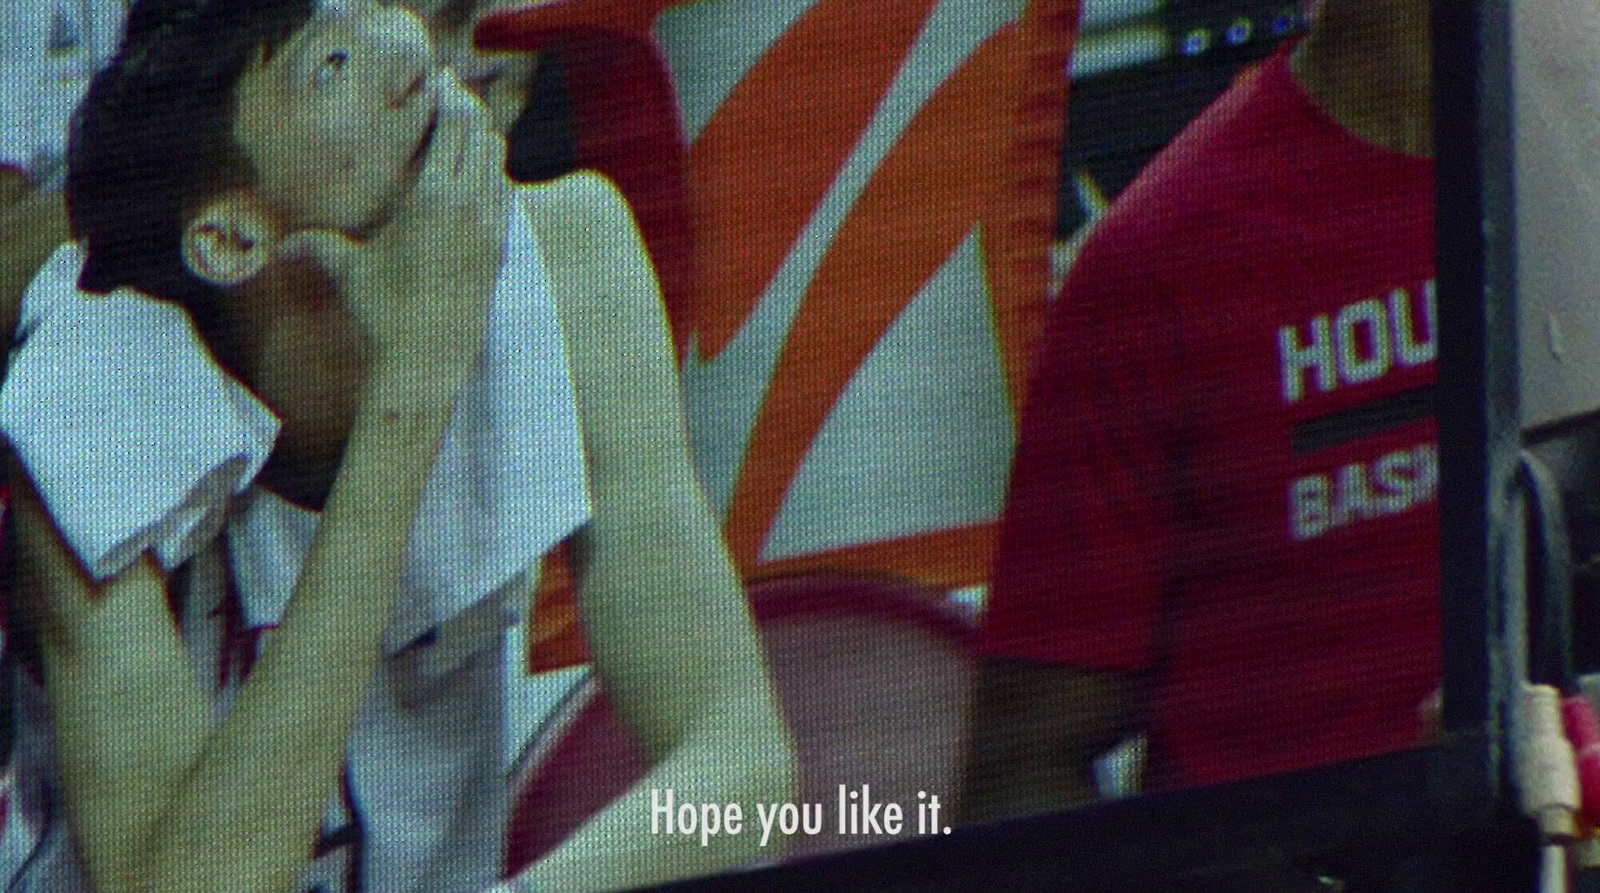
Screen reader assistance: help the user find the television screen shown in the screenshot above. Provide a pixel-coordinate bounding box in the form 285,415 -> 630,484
0,1 -> 1468,891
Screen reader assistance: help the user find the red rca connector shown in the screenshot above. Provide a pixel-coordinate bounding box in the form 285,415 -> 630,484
1562,695 -> 1600,826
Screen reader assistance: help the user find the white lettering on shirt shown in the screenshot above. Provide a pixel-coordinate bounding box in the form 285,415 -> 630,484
1279,281 -> 1436,403
1288,442 -> 1438,541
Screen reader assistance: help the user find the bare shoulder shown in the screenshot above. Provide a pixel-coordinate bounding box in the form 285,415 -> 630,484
519,171 -> 642,261
519,169 -> 627,214
520,172 -> 667,341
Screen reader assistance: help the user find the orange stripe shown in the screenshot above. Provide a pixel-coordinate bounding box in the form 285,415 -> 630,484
721,28 -> 1021,571
686,0 -> 942,359
527,546 -> 588,672
986,0 -> 1077,412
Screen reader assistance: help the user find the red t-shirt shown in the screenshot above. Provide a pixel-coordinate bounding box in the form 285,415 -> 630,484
979,46 -> 1439,789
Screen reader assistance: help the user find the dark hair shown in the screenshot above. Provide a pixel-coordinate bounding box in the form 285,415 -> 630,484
66,0 -> 317,372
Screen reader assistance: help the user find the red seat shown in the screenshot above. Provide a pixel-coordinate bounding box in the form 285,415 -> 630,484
503,573 -> 978,875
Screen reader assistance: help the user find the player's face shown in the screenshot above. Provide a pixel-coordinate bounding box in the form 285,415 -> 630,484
399,0 -> 538,133
233,0 -> 440,233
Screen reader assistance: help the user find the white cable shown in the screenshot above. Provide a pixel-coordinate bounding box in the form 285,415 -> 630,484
1501,457 -> 1581,844
1542,843 -> 1569,893
1513,683 -> 1580,839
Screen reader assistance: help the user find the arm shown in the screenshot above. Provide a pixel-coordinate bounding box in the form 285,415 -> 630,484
15,367 -> 464,893
954,204 -> 1176,826
13,75 -> 506,893
958,660 -> 1136,822
517,171 -> 796,892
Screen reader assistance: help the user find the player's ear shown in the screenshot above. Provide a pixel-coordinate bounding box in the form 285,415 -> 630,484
181,193 -> 278,286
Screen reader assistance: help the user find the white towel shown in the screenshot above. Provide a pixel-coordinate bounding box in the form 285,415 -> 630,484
0,190 -> 591,655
